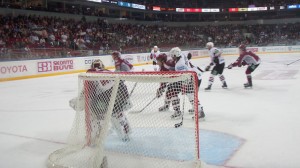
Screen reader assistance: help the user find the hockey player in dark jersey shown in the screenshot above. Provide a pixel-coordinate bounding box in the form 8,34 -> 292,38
228,44 -> 261,88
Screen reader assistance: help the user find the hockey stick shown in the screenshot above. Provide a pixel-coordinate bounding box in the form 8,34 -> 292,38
130,97 -> 156,113
286,58 -> 300,66
129,82 -> 138,97
128,69 -> 144,97
205,65 -> 232,72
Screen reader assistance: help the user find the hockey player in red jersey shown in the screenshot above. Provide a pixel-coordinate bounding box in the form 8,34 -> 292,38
111,51 -> 133,72
155,53 -> 183,119
228,44 -> 261,88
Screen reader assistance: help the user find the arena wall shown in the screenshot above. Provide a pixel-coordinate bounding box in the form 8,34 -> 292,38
1,45 -> 300,82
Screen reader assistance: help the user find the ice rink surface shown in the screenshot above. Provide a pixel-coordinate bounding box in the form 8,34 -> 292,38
0,53 -> 300,168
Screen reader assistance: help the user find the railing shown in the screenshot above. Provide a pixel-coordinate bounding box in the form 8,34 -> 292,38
0,48 -> 107,61
1,41 -> 299,61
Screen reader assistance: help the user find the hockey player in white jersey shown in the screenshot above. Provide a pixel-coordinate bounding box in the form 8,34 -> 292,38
155,53 -> 181,118
149,46 -> 160,71
204,42 -> 228,90
186,53 -> 205,119
169,47 -> 205,119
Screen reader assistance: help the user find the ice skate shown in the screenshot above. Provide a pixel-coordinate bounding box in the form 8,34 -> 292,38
100,156 -> 108,168
192,107 -> 205,121
192,111 -> 205,120
222,82 -> 228,89
122,134 -> 130,142
204,84 -> 212,91
159,105 -> 169,112
244,83 -> 252,88
170,111 -> 182,119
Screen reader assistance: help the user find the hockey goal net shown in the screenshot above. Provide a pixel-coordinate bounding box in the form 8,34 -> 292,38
47,71 -> 201,168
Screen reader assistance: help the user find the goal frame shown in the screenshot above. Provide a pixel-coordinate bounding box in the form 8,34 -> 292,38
48,70 -> 201,168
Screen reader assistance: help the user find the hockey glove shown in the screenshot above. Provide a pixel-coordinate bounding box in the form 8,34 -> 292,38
205,65 -> 211,71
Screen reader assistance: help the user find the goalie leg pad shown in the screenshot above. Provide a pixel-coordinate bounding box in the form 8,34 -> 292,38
111,112 -> 131,141
69,97 -> 84,111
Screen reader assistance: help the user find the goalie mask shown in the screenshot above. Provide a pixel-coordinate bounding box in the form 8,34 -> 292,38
169,47 -> 181,58
91,59 -> 105,69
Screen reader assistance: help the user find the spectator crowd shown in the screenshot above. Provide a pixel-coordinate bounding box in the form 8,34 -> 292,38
0,14 -> 300,60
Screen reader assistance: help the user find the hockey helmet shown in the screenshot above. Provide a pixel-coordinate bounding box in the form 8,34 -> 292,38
206,42 -> 214,49
169,47 -> 181,58
156,53 -> 168,62
239,44 -> 247,51
112,51 -> 121,58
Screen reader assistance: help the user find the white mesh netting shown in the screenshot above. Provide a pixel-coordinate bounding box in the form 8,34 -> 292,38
47,71 -> 201,168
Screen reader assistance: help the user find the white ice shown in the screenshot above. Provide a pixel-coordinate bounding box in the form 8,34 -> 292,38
0,53 -> 300,168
